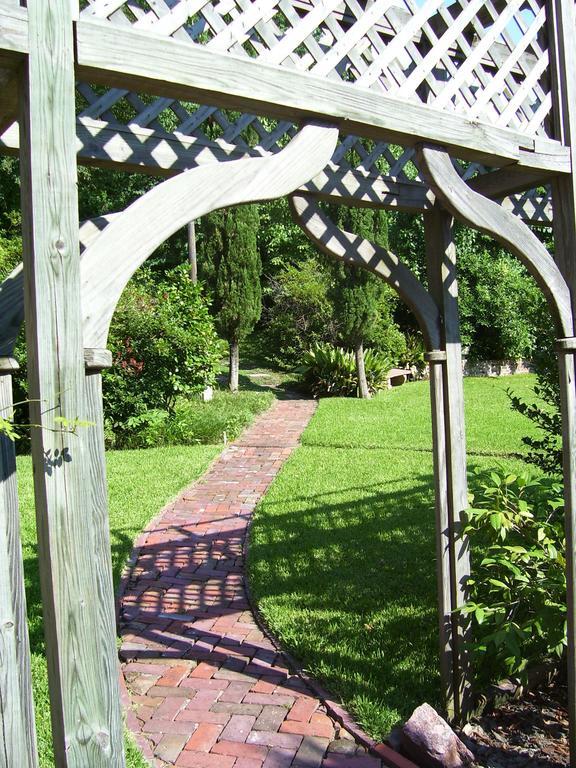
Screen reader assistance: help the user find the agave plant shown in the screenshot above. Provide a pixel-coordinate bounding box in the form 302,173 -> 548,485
296,343 -> 392,398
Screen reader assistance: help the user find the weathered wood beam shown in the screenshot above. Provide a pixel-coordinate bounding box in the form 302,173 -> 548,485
0,355 -> 38,768
546,0 -> 576,761
425,349 -> 456,719
424,208 -> 472,720
0,69 -> 18,135
0,4 -> 28,58
18,2 -> 124,765
81,122 -> 339,348
74,19 -> 571,173
417,144 -> 572,335
468,167 -> 553,198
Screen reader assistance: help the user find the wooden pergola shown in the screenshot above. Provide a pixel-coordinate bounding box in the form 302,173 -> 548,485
0,0 -> 574,765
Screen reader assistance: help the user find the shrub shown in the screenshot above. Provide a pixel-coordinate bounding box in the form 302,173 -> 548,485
461,467 -> 566,685
261,259 -> 337,368
508,345 -> 562,475
103,265 -> 223,445
399,332 -> 426,379
296,343 -> 391,398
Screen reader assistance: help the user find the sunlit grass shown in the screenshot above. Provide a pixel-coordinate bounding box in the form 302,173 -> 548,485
248,376 -> 540,739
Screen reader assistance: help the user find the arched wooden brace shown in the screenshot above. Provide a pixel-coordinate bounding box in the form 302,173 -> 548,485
416,145 -> 573,337
418,144 -> 576,736
289,193 -> 465,719
81,122 -> 339,349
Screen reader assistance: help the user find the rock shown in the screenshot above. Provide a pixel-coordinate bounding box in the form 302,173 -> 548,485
400,703 -> 475,768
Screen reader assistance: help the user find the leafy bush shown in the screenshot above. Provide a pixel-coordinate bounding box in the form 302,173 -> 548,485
296,343 -> 391,398
461,467 -> 566,685
261,259 -> 337,368
399,332 -> 426,379
119,390 -> 274,448
104,265 -> 223,445
508,346 -> 562,475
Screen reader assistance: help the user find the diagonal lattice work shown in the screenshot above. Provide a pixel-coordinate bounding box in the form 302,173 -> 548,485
75,81 -> 488,184
79,0 -> 552,138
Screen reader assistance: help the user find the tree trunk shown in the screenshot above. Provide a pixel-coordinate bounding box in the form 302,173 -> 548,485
188,220 -> 197,284
355,340 -> 371,399
229,339 -> 239,393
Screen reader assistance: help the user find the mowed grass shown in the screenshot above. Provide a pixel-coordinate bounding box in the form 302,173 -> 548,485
248,375 -> 541,739
18,444 -> 220,768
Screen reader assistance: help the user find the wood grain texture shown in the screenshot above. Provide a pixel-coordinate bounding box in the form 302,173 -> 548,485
417,144 -> 573,337
75,19 -> 571,172
289,194 -> 441,350
0,215 -> 116,357
546,0 -> 576,759
427,355 -> 456,721
0,69 -> 17,135
558,348 -> 576,762
0,4 -> 28,56
0,364 -> 38,768
19,2 -> 124,765
424,207 -> 472,720
81,122 -> 338,348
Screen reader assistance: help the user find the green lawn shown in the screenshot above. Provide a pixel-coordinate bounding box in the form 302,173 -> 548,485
248,375 -> 542,739
19,444 -> 220,768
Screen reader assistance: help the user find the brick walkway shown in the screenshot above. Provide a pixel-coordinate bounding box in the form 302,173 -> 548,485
118,399 -> 406,768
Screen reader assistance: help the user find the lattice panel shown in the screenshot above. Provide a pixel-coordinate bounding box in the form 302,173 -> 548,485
79,0 -> 552,138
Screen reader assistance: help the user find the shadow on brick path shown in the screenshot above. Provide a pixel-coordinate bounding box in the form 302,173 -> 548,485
118,399 -> 404,768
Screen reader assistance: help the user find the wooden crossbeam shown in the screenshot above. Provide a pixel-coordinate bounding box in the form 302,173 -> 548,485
74,19 -> 570,172
0,68 -> 18,135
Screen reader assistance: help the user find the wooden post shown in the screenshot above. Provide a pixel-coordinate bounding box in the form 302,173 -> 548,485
83,348 -> 125,764
556,340 -> 576,761
426,350 -> 455,719
19,2 -> 124,765
547,0 -> 576,759
424,207 -> 472,720
0,357 -> 38,768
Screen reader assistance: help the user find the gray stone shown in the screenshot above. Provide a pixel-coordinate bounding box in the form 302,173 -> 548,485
401,703 -> 475,768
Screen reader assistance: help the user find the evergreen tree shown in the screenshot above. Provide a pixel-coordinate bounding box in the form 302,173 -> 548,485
332,206 -> 389,398
205,204 -> 261,392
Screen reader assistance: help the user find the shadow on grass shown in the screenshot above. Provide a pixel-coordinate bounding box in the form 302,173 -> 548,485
216,371 -> 305,400
247,471 -> 443,735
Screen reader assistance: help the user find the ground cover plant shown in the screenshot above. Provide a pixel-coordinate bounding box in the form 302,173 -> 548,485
19,444 -> 220,767
248,375 -> 543,740
119,389 -> 274,448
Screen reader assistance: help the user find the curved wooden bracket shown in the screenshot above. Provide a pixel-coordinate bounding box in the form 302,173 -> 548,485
416,144 -> 573,337
81,123 -> 339,348
289,193 -> 442,350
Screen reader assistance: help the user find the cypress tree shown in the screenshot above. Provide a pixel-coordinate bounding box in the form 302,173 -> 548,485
332,206 -> 389,398
207,204 -> 261,392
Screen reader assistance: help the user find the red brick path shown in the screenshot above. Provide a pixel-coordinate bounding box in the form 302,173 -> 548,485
119,399 -> 403,768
